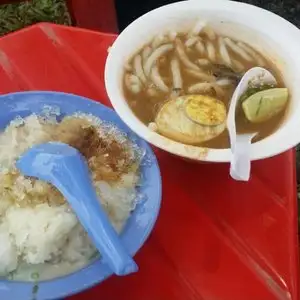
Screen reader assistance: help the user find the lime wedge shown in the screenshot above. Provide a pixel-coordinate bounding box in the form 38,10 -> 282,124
184,95 -> 227,126
242,88 -> 288,123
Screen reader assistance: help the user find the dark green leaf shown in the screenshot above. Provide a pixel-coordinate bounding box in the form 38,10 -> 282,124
0,0 -> 72,36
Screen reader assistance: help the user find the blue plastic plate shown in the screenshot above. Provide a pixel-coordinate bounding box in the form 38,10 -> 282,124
0,91 -> 162,300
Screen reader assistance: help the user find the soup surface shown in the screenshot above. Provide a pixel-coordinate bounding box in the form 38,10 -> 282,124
123,20 -> 288,149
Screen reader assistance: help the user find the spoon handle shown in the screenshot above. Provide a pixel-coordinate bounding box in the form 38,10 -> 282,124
50,156 -> 138,276
230,134 -> 255,181
226,67 -> 277,181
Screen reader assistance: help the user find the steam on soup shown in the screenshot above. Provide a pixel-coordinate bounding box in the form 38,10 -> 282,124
122,20 -> 289,149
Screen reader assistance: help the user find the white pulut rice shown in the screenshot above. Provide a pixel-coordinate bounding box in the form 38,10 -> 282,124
0,111 -> 142,281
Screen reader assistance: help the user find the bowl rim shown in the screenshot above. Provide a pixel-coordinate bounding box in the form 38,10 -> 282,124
0,91 -> 162,300
105,0 -> 300,162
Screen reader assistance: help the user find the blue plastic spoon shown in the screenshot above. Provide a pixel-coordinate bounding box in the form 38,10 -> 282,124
16,141 -> 138,276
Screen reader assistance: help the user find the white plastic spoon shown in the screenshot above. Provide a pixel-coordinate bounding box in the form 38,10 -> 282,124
227,67 -> 277,181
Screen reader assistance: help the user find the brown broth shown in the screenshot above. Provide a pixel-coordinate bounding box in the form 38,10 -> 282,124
123,31 -> 288,149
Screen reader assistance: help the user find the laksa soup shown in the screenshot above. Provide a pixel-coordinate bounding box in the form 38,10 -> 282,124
122,20 -> 289,149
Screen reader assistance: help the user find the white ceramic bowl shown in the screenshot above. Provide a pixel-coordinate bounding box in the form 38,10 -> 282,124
105,0 -> 300,162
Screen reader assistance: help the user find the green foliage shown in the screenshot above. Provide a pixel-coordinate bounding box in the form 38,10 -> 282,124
0,0 -> 71,36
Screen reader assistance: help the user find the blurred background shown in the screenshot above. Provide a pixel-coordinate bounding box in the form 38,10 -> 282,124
115,0 -> 300,29
1,1 -> 299,36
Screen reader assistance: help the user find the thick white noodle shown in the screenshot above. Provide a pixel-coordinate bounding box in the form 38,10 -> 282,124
185,69 -> 216,82
197,58 -> 211,66
206,40 -> 216,62
133,55 -> 147,84
144,43 -> 173,77
170,89 -> 181,99
218,37 -> 231,66
195,40 -> 206,55
168,31 -> 178,41
224,38 -> 253,62
150,65 -> 169,93
152,33 -> 167,48
175,39 -> 200,71
216,78 -> 233,87
170,57 -> 182,89
236,42 -> 265,66
188,82 -> 213,94
124,62 -> 132,72
203,26 -> 216,40
131,85 -> 140,94
188,82 -> 225,98
125,73 -> 142,94
190,20 -> 207,36
232,59 -> 245,72
185,36 -> 199,47
142,46 -> 152,63
212,83 -> 226,98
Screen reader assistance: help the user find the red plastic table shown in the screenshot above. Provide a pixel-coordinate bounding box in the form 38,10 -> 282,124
0,23 -> 298,300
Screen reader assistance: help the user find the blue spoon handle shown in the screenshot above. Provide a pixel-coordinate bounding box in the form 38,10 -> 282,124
16,142 -> 138,276
50,157 -> 138,276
